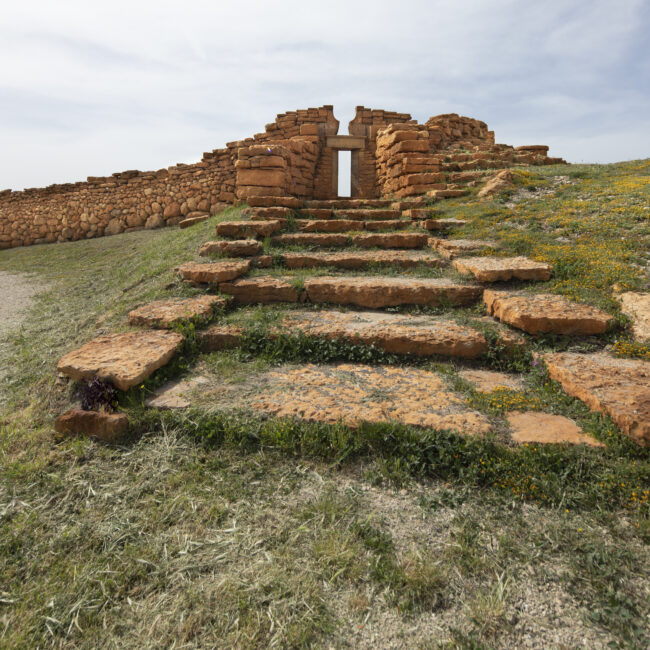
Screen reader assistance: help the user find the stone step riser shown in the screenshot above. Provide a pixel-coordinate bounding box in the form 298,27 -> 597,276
281,251 -> 447,270
271,232 -> 429,249
294,219 -> 411,233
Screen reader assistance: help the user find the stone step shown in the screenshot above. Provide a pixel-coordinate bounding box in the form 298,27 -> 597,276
421,219 -> 468,231
402,208 -> 437,220
202,310 -> 488,358
304,199 -> 393,209
247,196 -> 303,208
218,276 -> 300,304
216,220 -> 282,238
55,409 -> 130,442
334,209 -> 402,220
245,206 -> 293,219
178,214 -> 209,229
250,363 -> 491,433
427,189 -> 469,199
57,330 -> 184,391
176,260 -> 250,284
430,238 -> 497,258
271,232 -> 429,249
294,219 -> 410,233
304,276 -> 482,309
128,296 -> 228,328
615,291 -> 650,341
391,199 -> 431,211
281,250 -> 447,270
199,239 -> 263,257
453,256 -> 552,282
544,352 -> 649,446
484,290 -> 615,335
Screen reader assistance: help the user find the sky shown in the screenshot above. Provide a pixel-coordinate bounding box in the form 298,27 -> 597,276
1,0 -> 649,191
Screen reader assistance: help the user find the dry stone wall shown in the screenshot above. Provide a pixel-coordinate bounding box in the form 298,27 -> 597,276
0,104 -> 564,249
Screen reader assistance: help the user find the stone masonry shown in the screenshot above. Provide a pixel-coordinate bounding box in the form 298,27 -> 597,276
0,105 -> 563,249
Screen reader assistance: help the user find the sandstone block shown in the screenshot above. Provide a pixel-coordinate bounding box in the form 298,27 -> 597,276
178,215 -> 209,229
55,409 -> 129,442
127,295 -> 226,328
506,411 -> 604,447
271,233 -> 349,247
57,331 -> 184,390
237,169 -> 287,187
218,276 -> 299,304
458,369 -> 525,393
616,292 -> 650,341
422,219 -> 468,231
544,352 -> 650,445
216,220 -> 282,238
352,233 -> 428,249
247,196 -> 303,208
431,238 -> 497,258
297,219 -> 360,233
163,202 -> 182,218
453,256 -> 552,282
176,260 -> 250,284
199,325 -> 244,351
199,239 -> 262,257
281,250 -> 447,270
484,290 -> 615,335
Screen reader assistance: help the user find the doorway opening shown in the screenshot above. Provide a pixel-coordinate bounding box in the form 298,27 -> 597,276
338,150 -> 351,197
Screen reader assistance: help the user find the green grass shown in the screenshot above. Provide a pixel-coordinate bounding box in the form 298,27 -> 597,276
1,162 -> 649,648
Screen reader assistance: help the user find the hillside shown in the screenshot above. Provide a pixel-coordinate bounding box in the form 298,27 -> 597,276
1,160 -> 649,648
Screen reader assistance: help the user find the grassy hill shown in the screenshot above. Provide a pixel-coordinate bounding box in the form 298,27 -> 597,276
1,161 -> 648,648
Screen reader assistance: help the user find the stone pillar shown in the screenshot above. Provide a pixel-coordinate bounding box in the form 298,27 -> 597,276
351,150 -> 360,198
331,149 -> 339,198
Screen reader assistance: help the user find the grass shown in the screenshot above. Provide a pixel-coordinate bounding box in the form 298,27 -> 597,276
1,161 -> 649,648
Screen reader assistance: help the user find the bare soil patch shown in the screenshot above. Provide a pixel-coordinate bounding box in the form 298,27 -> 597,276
0,271 -> 47,337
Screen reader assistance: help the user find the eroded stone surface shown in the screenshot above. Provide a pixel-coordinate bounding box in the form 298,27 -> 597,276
57,331 -> 184,390
272,233 -> 349,247
55,409 -> 130,442
178,214 -> 209,229
617,292 -> 650,341
199,239 -> 262,257
176,260 -> 250,284
431,238 -> 497,258
334,209 -> 401,220
127,296 -> 226,328
305,276 -> 482,309
216,220 -> 281,238
352,233 -> 428,249
281,310 -> 488,358
544,352 -> 650,446
422,219 -> 468,230
507,411 -> 604,447
281,250 -> 447,270
218,276 -> 299,304
459,369 -> 525,392
199,325 -> 244,351
252,363 -> 491,433
485,290 -> 614,335
296,219 -> 360,233
453,256 -> 552,282
146,376 -> 210,409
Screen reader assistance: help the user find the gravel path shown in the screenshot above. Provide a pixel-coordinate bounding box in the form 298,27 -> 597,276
0,271 -> 47,336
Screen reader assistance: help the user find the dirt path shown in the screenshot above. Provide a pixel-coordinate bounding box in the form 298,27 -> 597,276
0,271 -> 47,336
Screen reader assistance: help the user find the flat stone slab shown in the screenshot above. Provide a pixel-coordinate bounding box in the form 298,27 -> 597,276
617,292 -> 650,341
422,219 -> 468,230
57,331 -> 184,391
247,195 -> 303,208
55,409 -> 130,442
271,233 -> 428,249
453,256 -> 552,282
199,239 -> 262,257
506,411 -> 604,447
127,296 -> 226,328
364,220 -> 411,231
458,369 -> 525,392
218,276 -> 299,304
247,206 -> 293,219
484,290 -> 615,335
216,220 -> 281,238
402,208 -> 437,219
334,209 -> 402,220
272,233 -> 349,247
178,214 -> 209,229
281,250 -> 447,270
544,352 -> 650,446
251,363 -> 491,433
146,376 -> 210,409
176,260 -> 250,284
296,219 -> 360,233
281,310 -> 488,358
305,276 -> 482,309
305,199 -> 393,209
431,238 -> 497,258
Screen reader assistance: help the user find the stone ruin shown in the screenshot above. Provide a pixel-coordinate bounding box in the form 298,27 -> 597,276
0,105 -> 564,249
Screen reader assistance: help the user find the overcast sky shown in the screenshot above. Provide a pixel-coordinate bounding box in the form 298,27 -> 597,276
2,0 -> 649,191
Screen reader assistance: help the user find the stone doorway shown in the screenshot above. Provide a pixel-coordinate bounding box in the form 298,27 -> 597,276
327,135 -> 365,198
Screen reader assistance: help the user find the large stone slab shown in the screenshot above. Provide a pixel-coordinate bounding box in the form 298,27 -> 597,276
251,363 -> 491,433
421,218 -> 468,230
506,411 -> 604,447
247,195 -> 302,208
218,276 -> 299,304
544,352 -> 650,446
453,256 -> 552,282
305,199 -> 393,209
352,233 -> 429,248
484,290 -> 615,335
216,220 -> 281,238
280,310 -> 488,358
305,276 -> 482,309
272,233 -> 349,247
127,296 -> 227,328
281,250 -> 447,270
199,239 -> 262,257
364,220 -> 411,231
431,238 -> 497,258
334,209 -> 401,220
57,331 -> 184,390
178,214 -> 209,229
176,260 -> 250,284
458,369 -> 525,392
296,219 -> 360,233
617,292 -> 650,341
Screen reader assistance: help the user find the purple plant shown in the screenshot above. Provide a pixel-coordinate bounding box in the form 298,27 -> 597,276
78,377 -> 118,412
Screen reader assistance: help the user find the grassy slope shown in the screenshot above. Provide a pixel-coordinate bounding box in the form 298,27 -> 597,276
0,163 -> 649,648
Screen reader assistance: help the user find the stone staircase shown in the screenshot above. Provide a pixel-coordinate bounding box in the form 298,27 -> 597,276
54,194 -> 650,448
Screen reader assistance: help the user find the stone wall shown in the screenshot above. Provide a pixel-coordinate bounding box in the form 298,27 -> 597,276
0,104 -> 565,249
